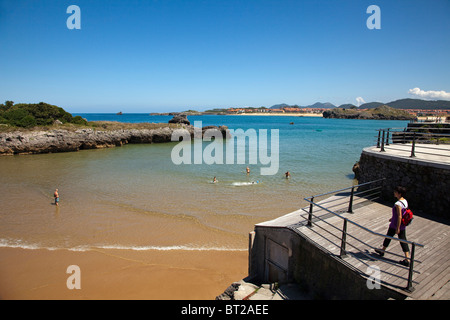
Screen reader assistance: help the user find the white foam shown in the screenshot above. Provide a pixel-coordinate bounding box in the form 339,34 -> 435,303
0,239 -> 246,252
231,181 -> 259,186
90,245 -> 246,252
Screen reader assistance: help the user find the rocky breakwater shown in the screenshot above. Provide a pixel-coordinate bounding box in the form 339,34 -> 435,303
0,123 -> 230,156
323,105 -> 416,120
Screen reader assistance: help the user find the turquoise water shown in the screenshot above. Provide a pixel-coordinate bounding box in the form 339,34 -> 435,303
0,114 -> 409,251
77,113 -> 408,191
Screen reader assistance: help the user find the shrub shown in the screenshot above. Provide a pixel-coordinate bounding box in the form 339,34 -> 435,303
0,100 -> 85,128
18,115 -> 37,128
71,115 -> 88,125
2,108 -> 32,127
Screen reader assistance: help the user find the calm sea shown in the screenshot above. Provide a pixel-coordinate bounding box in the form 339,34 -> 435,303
0,114 -> 409,252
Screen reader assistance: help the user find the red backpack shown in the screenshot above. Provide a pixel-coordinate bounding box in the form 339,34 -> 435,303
401,207 -> 414,226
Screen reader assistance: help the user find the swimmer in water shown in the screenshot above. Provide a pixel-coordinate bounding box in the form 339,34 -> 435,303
246,166 -> 250,174
213,176 -> 217,183
285,171 -> 291,179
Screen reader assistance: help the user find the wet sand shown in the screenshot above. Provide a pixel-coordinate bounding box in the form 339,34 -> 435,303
0,247 -> 248,300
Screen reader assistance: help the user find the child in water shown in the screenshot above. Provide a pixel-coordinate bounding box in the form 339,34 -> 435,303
54,189 -> 59,206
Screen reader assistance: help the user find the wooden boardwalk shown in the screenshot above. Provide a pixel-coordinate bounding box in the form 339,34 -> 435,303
258,194 -> 450,299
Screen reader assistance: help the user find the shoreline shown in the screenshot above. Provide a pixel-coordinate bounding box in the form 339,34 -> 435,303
0,246 -> 248,299
228,113 -> 323,117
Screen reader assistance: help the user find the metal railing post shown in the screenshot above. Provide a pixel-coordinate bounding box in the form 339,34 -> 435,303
386,128 -> 390,146
406,243 -> 416,292
410,132 -> 416,157
380,130 -> 385,152
340,219 -> 348,258
376,130 -> 381,148
307,196 -> 314,227
347,186 -> 355,213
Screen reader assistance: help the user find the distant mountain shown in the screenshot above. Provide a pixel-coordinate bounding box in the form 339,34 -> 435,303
338,104 -> 357,109
270,98 -> 450,111
359,102 -> 384,109
307,102 -> 336,109
359,99 -> 450,110
269,103 -> 290,109
387,98 -> 450,110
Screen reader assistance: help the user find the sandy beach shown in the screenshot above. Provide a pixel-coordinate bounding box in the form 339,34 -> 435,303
0,247 -> 248,300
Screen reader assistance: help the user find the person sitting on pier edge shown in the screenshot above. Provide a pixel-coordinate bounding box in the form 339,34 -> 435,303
375,186 -> 411,267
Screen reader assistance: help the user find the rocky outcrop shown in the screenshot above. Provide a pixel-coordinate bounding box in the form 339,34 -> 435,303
216,279 -> 311,300
168,114 -> 190,125
352,161 -> 361,180
215,282 -> 241,300
323,106 -> 416,120
0,124 -> 230,155
201,125 -> 232,139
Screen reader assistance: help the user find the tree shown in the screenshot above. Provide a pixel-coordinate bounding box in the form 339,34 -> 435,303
5,101 -> 14,109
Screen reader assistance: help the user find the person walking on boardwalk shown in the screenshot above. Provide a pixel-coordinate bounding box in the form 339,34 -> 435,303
54,189 -> 60,206
375,186 -> 410,266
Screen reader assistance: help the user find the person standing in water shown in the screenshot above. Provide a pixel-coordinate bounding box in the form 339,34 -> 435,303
54,189 -> 59,206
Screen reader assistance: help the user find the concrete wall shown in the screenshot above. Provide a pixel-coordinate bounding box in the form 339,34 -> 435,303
249,226 -> 406,300
357,148 -> 450,219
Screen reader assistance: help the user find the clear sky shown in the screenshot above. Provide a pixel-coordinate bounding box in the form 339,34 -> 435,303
1,0 -> 449,113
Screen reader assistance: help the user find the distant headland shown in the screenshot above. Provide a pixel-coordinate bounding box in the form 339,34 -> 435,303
322,105 -> 416,120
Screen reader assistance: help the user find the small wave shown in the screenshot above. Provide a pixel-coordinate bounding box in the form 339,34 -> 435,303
231,181 -> 259,186
0,239 -> 246,252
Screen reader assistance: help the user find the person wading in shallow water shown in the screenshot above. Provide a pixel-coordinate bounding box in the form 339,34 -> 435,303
375,186 -> 411,267
54,189 -> 59,206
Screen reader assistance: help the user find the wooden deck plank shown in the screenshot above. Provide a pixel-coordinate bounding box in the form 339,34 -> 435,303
412,266 -> 449,299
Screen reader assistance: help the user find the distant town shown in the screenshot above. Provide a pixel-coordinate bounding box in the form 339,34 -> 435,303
150,99 -> 450,121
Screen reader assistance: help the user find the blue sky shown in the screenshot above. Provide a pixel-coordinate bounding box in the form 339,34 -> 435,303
0,0 -> 449,113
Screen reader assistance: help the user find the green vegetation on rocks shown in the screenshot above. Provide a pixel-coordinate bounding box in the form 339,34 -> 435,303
0,101 -> 87,128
